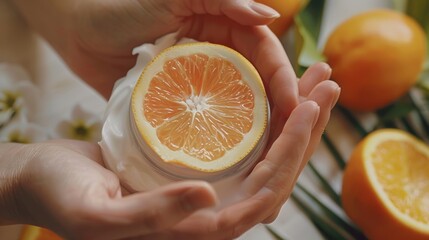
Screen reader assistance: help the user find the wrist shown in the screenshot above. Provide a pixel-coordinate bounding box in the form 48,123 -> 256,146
0,143 -> 37,225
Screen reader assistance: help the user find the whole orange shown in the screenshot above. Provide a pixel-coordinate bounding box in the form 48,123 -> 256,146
256,0 -> 304,37
323,9 -> 427,112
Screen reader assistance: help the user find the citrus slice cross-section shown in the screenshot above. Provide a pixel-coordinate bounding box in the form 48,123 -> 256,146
342,129 -> 429,240
131,42 -> 268,172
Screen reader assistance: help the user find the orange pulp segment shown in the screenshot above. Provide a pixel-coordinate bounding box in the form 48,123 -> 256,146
131,42 -> 268,172
342,129 -> 429,240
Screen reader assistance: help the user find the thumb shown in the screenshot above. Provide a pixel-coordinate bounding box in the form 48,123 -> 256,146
99,181 -> 218,238
176,0 -> 280,26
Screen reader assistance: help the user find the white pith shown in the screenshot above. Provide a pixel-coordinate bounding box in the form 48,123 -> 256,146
364,129 -> 429,233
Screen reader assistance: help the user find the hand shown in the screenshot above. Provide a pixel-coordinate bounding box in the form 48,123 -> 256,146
0,140 -> 217,240
12,0 -> 283,98
8,0 -> 341,238
74,0 -> 291,99
0,63 -> 338,240
146,63 -> 340,240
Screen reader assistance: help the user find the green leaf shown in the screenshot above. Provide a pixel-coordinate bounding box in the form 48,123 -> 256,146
291,191 -> 350,240
307,161 -> 342,207
417,60 -> 429,95
376,99 -> 415,124
372,94 -> 428,140
399,116 -> 421,139
404,0 -> 429,106
295,18 -> 326,70
409,91 -> 429,134
295,183 -> 367,240
406,0 -> 429,49
336,106 -> 369,138
296,0 -> 325,40
293,0 -> 326,75
322,133 -> 346,170
265,225 -> 286,240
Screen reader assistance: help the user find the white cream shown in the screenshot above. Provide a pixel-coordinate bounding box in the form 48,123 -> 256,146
99,33 -> 269,208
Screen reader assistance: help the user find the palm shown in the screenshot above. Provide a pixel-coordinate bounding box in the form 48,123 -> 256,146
23,141 -> 122,236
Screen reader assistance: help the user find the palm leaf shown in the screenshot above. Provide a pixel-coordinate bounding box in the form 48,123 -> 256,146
265,225 -> 287,240
307,161 -> 341,206
321,133 -> 346,170
291,191 -> 350,240
295,183 -> 367,240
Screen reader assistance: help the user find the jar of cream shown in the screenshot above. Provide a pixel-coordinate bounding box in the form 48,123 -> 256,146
100,34 -> 270,208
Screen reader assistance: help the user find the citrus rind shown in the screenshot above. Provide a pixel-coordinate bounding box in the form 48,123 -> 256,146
363,129 -> 429,234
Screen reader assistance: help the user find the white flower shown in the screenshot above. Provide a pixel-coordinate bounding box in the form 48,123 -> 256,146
0,107 -> 15,128
0,64 -> 39,130
0,116 -> 48,143
54,104 -> 102,142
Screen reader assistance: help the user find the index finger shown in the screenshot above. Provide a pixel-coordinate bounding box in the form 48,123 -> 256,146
196,101 -> 320,238
242,100 -> 319,196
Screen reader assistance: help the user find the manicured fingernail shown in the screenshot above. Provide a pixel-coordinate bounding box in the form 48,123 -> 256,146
250,2 -> 280,18
330,86 -> 341,109
181,184 -> 217,212
308,100 -> 320,129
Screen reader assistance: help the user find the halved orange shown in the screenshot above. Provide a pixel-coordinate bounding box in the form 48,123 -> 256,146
20,225 -> 62,240
342,129 -> 429,240
131,42 -> 268,172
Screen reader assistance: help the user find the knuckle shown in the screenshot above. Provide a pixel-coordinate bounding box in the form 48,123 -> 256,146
228,224 -> 247,239
140,209 -> 163,231
262,211 -> 280,224
262,216 -> 276,224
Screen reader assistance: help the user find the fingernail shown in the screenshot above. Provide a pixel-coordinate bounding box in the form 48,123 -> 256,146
308,100 -> 320,128
250,2 -> 280,18
322,63 -> 332,80
181,184 -> 217,212
305,100 -> 320,129
330,86 -> 341,109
